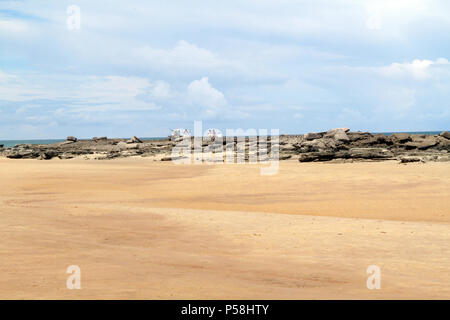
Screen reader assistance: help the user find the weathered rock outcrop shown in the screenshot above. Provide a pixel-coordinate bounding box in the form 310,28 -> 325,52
298,148 -> 394,162
93,136 -> 107,142
404,136 -> 439,150
1,129 -> 449,163
304,132 -> 324,141
324,128 -> 350,142
118,141 -> 139,150
127,136 -> 143,144
294,129 -> 449,163
391,133 -> 411,143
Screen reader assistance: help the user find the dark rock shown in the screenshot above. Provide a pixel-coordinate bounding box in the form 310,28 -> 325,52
300,139 -> 327,152
349,148 -> 394,159
118,141 -> 139,150
6,153 -> 23,159
362,137 -> 380,146
127,136 -> 143,144
391,133 -> 411,143
93,136 -> 107,141
173,137 -> 184,143
324,128 -> 350,141
6,149 -> 39,159
304,132 -> 323,141
440,131 -> 450,139
411,134 -> 427,142
58,154 -> 75,160
299,152 -> 334,162
298,151 -> 350,162
280,144 -> 297,152
374,134 -> 390,144
60,140 -> 75,145
353,134 -> 390,147
437,137 -> 450,150
67,136 -> 78,142
404,137 -> 438,150
347,132 -> 373,142
404,142 -> 418,150
161,156 -> 187,161
400,156 -> 424,163
40,151 -> 58,160
321,138 -> 340,150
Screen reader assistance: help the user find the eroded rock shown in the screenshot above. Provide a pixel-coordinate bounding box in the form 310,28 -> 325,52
440,131 -> 450,140
324,128 -> 350,142
1,130 -> 448,163
392,133 -> 411,143
304,132 -> 323,141
93,136 -> 107,141
127,136 -> 143,144
400,156 -> 425,163
118,142 -> 139,150
349,148 -> 393,159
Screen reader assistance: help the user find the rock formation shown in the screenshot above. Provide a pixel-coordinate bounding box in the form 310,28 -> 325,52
1,130 -> 449,163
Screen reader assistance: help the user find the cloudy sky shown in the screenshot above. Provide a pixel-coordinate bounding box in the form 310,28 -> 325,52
1,0 -> 449,139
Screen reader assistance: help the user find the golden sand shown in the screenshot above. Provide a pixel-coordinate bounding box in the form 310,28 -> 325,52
0,158 -> 449,299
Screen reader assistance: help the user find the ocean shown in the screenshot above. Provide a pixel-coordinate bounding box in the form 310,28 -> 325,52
0,132 -> 444,148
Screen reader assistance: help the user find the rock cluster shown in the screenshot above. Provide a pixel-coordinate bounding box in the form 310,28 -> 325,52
1,130 -> 449,163
93,136 -> 107,142
440,131 -> 450,139
0,137 -> 171,160
279,129 -> 450,163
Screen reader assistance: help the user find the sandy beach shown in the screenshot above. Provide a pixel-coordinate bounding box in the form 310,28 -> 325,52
0,158 -> 449,299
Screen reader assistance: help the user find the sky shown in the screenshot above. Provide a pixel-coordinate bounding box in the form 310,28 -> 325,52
0,0 -> 449,139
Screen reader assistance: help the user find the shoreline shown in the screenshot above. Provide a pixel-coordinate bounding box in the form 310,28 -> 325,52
0,130 -> 446,147
1,129 -> 449,163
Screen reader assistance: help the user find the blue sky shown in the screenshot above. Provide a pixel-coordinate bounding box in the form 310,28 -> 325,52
0,0 -> 449,139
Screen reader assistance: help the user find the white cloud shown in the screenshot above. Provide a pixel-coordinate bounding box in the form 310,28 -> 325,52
332,58 -> 450,81
187,77 -> 227,116
0,72 -> 162,112
380,58 -> 449,80
132,40 -> 236,70
149,81 -> 171,99
0,19 -> 30,34
365,0 -> 434,31
187,77 -> 226,107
